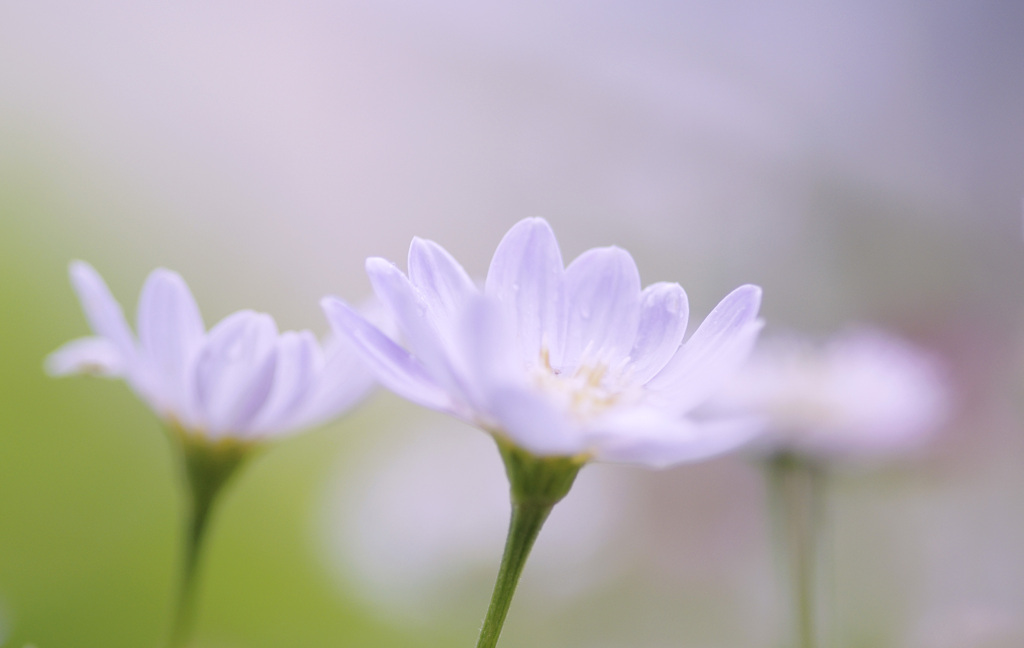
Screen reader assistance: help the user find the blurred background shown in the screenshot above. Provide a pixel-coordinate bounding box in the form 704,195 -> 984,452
2,1 -> 1024,646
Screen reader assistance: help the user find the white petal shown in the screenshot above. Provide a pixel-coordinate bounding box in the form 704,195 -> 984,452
366,257 -> 463,394
293,332 -> 377,428
625,282 -> 689,385
646,284 -> 763,412
407,237 -> 477,326
322,297 -> 455,413
449,295 -> 523,413
248,330 -> 319,434
586,409 -> 760,468
484,218 -> 566,367
68,261 -> 136,360
136,268 -> 205,414
191,311 -> 279,436
561,247 -> 642,372
487,385 -> 583,456
45,337 -> 125,377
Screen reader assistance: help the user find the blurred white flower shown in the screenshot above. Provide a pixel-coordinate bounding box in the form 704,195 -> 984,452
323,217 -> 764,468
47,261 -> 374,440
714,328 -> 950,459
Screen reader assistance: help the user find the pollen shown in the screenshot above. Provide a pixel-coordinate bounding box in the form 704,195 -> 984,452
532,349 -> 620,420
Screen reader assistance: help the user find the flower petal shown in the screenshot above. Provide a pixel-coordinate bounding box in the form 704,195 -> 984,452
191,311 -> 279,436
484,218 -> 566,368
646,284 -> 763,412
293,333 -> 377,428
322,297 -> 455,413
586,409 -> 760,468
407,237 -> 477,326
247,330 -> 319,434
136,268 -> 205,415
625,282 -> 689,385
45,337 -> 125,377
449,295 -> 524,413
487,385 -> 583,456
561,247 -> 642,372
366,257 -> 462,392
68,261 -> 136,360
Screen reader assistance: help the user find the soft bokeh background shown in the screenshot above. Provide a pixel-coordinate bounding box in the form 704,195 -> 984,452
2,1 -> 1024,646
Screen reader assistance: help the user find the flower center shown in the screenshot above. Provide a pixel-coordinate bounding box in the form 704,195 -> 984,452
532,347 -> 622,420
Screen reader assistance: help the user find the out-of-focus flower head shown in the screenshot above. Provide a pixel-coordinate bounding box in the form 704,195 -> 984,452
323,217 -> 764,468
713,327 -> 951,460
47,261 -> 374,440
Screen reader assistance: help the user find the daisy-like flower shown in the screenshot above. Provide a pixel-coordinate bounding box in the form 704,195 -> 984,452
47,261 -> 374,440
716,329 -> 950,648
322,217 -> 764,469
714,327 -> 950,460
46,260 -> 375,647
322,217 -> 763,648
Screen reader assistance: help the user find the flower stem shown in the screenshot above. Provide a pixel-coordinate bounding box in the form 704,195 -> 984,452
168,427 -> 255,648
766,454 -> 827,648
475,438 -> 585,648
475,501 -> 554,648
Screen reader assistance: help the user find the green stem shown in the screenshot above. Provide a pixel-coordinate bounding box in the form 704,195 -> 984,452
474,438 -> 585,648
475,501 -> 554,648
169,491 -> 207,648
766,454 -> 826,648
168,427 -> 255,648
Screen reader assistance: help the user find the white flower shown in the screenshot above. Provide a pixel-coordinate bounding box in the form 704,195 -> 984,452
322,217 -> 764,468
713,328 -> 951,459
47,261 -> 374,440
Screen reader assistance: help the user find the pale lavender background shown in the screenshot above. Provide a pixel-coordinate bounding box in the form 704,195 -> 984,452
3,1 -> 1024,646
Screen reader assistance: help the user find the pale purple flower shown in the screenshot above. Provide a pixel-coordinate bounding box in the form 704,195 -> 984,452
713,328 -> 951,459
322,218 -> 763,468
47,261 -> 374,440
